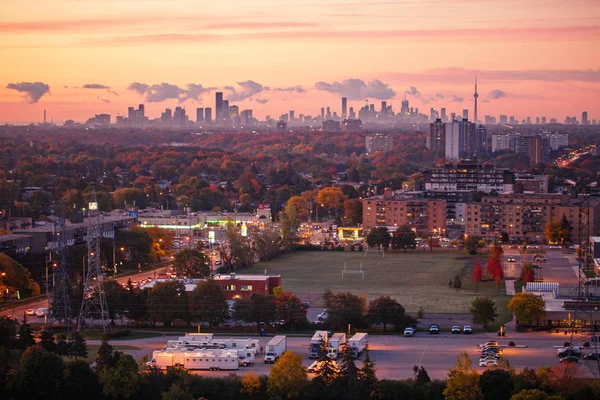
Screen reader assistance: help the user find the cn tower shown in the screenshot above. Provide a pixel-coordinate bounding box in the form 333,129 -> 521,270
473,77 -> 479,123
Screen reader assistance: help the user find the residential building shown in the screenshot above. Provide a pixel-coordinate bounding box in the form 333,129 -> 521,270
342,119 -> 362,133
428,118 -> 445,154
514,174 -> 549,193
422,160 -> 514,193
365,134 -> 393,153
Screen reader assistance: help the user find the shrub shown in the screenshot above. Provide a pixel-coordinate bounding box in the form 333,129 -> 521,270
508,341 -> 516,347
105,329 -> 131,339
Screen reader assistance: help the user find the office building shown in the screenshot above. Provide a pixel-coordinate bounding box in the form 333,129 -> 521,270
204,107 -> 212,123
342,119 -> 362,133
582,111 -> 589,125
499,115 -> 508,124
320,107 -> 325,120
349,107 -> 355,119
342,97 -> 347,120
462,109 -> 469,120
196,108 -> 204,123
365,134 -> 393,153
441,108 -> 447,122
215,92 -> 223,123
362,189 -> 447,236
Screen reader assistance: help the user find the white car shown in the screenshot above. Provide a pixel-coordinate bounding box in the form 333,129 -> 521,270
479,359 -> 498,368
507,257 -> 515,262
317,310 -> 328,319
451,326 -> 460,334
35,308 -> 49,317
404,327 -> 415,337
307,360 -> 339,373
479,341 -> 499,348
463,325 -> 472,334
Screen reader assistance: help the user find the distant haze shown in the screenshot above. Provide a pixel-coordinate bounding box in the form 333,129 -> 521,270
1,0 -> 599,123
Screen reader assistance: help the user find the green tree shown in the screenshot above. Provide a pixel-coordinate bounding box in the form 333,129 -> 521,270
161,383 -> 194,400
221,221 -> 254,270
416,366 -> 431,383
112,188 -> 147,209
366,227 -> 391,249
251,224 -> 281,262
267,351 -> 308,400
336,343 -> 361,399
559,214 -> 572,245
191,279 -> 230,326
68,332 -> 88,359
98,353 -> 143,400
508,293 -> 546,326
324,290 -> 367,329
391,225 -> 417,252
444,352 -> 482,400
173,246 -> 210,278
544,220 -> 562,244
39,330 -> 57,353
232,294 -> 276,327
367,296 -> 408,331
343,199 -> 363,225
279,205 -> 299,251
95,335 -> 115,371
16,346 -> 65,400
147,281 -> 189,327
480,369 -> 514,400
17,314 -> 35,350
0,252 -> 40,298
359,345 -> 378,396
63,359 -> 103,400
469,297 -> 499,329
465,235 -> 482,255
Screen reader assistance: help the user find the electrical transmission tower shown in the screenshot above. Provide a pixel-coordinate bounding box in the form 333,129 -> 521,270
49,205 -> 71,332
78,190 -> 110,332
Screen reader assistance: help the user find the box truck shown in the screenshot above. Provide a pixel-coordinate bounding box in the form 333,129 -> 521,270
264,336 -> 287,364
309,330 -> 329,359
348,333 -> 368,358
328,333 -> 346,359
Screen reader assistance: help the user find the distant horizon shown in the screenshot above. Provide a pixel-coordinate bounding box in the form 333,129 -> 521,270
1,0 -> 599,123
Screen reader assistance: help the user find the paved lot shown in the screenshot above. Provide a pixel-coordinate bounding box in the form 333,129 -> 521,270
97,331 -> 599,380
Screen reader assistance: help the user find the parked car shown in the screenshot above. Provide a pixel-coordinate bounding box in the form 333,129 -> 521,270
560,356 -> 580,364
584,353 -> 600,360
451,326 -> 461,334
556,346 -> 580,356
507,257 -> 515,262
404,327 -> 415,337
463,325 -> 473,334
479,359 -> 498,368
302,302 -> 310,309
533,255 -> 547,261
480,341 -> 499,348
317,310 -> 328,319
429,324 -> 440,334
558,350 -> 581,358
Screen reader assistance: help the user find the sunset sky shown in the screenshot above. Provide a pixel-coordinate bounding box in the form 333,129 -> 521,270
1,0 -> 599,123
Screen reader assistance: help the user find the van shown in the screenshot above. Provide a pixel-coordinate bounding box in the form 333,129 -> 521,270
585,278 -> 600,286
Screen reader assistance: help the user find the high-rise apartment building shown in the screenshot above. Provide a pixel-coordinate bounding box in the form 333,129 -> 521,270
422,160 -> 514,193
428,118 -> 446,154
445,119 -> 471,160
215,92 -> 223,123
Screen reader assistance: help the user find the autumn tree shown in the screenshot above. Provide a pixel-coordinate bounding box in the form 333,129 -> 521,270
324,290 -> 367,329
520,261 -> 535,283
343,199 -> 362,226
544,220 -> 563,244
472,263 -> 483,292
112,188 -> 147,209
508,293 -> 546,326
279,205 -> 299,251
366,227 -> 391,249
486,243 -> 504,290
172,245 -> 210,278
241,371 -> 262,397
286,196 -> 309,222
273,291 -> 307,328
367,296 -> 409,331
510,389 -> 550,400
391,225 -> 417,252
0,253 -> 40,299
550,363 -> 583,399
191,279 -> 230,326
444,352 -> 482,400
267,351 -> 308,400
316,186 -> 348,217
469,297 -> 498,329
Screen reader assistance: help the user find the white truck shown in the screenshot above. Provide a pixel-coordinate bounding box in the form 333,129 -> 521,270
147,349 -> 239,371
309,330 -> 329,359
264,336 -> 287,364
328,333 -> 346,359
348,333 -> 368,358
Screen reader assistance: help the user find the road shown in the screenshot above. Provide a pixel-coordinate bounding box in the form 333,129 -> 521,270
96,331 -> 599,380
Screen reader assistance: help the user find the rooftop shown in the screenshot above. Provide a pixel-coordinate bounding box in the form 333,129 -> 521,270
16,215 -> 136,233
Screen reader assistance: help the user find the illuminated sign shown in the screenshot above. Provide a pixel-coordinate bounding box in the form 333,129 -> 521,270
89,202 -> 98,211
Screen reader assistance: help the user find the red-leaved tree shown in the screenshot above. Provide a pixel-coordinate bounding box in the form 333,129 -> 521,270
472,263 -> 483,292
486,243 -> 504,291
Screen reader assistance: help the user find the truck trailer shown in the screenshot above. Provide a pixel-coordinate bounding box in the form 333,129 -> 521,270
309,330 -> 329,359
328,333 -> 347,359
348,333 -> 368,358
264,336 -> 287,364
148,349 -> 239,371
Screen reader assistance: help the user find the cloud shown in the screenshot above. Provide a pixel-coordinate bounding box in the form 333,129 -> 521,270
83,83 -> 110,89
255,98 -> 269,104
274,86 -> 306,93
180,83 -> 217,102
435,93 -> 445,99
226,80 -> 268,101
6,81 -> 50,103
404,86 -> 421,98
97,96 -> 110,103
315,78 -> 395,100
127,82 -> 149,95
488,89 -> 507,99
451,95 -> 464,102
127,82 -> 214,102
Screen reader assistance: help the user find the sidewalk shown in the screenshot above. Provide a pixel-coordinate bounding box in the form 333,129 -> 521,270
505,279 -> 516,295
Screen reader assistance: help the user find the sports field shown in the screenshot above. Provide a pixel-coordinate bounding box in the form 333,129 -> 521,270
249,250 -> 508,313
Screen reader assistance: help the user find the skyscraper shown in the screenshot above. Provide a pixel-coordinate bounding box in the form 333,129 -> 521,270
582,111 -> 589,125
204,107 -> 212,122
320,107 -> 325,120
462,109 -> 469,121
215,92 -> 223,123
400,99 -> 409,115
290,110 -> 295,121
473,78 -> 479,123
441,108 -> 447,122
196,108 -> 204,123
342,97 -> 347,120
428,118 -> 446,155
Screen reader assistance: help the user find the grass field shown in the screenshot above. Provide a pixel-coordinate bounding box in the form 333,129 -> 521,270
68,344 -> 140,364
248,250 -> 510,314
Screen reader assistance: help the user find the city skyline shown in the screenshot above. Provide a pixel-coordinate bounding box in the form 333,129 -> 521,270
1,0 -> 600,123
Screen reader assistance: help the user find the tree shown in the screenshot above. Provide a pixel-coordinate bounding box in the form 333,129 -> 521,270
343,199 -> 362,225
274,291 -> 307,328
267,351 -> 308,400
0,252 -> 40,298
486,243 -> 504,290
510,389 -> 550,400
221,221 -> 254,270
191,279 -> 229,326
559,214 -> 572,245
316,186 -> 348,217
172,246 -> 210,278
16,347 -> 65,400
98,353 -> 143,400
469,297 -> 498,329
251,224 -> 281,262
367,296 -> 408,331
466,235 -> 482,255
95,335 -> 115,371
17,314 -> 35,350
508,293 -> 546,326
112,188 -> 147,209
444,352 -> 482,400
232,294 -> 276,327
336,343 -> 361,399
359,345 -> 378,395
68,332 -> 88,359
161,383 -> 194,400
147,281 -> 189,326
39,330 -> 57,353
286,196 -> 309,222
472,263 -> 483,292
549,363 -> 583,399
279,205 -> 299,251
480,369 -> 514,400
545,220 -> 563,244
521,261 -> 535,283
391,225 -> 417,252
324,290 -> 367,329
63,359 -> 103,400
241,371 -> 262,397
366,227 -> 391,249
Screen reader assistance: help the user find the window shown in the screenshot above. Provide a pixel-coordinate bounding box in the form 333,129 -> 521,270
222,284 -> 236,291
240,285 -> 253,291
